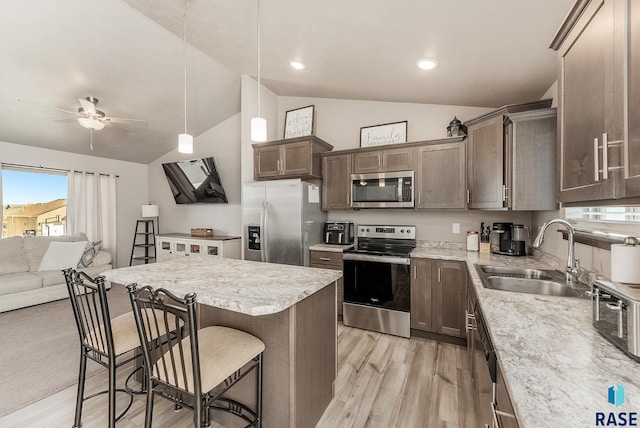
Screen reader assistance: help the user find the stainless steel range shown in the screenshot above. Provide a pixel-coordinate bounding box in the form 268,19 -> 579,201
342,225 -> 416,338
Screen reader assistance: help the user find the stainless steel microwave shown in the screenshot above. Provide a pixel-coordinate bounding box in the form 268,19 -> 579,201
350,171 -> 414,208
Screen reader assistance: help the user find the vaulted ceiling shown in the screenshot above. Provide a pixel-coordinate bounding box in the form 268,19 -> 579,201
0,0 -> 575,163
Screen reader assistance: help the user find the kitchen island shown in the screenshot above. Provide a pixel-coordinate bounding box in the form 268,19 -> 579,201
103,256 -> 342,428
411,247 -> 640,428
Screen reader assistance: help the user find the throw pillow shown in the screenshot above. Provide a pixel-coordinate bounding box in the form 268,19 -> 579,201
78,241 -> 102,268
37,241 -> 89,272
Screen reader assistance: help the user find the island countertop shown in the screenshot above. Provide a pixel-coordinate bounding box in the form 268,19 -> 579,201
103,256 -> 342,316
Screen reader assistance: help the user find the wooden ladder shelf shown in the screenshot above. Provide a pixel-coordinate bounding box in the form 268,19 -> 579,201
129,219 -> 157,266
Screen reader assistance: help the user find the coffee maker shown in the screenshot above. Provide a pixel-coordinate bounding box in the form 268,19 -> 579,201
490,222 -> 528,256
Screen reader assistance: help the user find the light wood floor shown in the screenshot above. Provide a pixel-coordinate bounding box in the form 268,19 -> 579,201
0,324 -> 477,428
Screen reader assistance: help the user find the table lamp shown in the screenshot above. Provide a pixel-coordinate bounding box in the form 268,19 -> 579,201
141,203 -> 160,234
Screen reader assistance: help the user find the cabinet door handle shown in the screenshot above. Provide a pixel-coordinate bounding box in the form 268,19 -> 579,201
465,311 -> 476,333
602,133 -> 609,180
466,189 -> 471,204
594,137 -> 600,182
491,401 -> 516,427
606,300 -> 625,338
437,267 -> 442,283
502,185 -> 509,202
413,265 -> 417,280
318,257 -> 331,261
418,191 -> 421,205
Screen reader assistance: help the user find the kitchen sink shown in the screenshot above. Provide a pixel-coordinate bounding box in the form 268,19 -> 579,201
475,264 -> 590,298
478,265 -> 552,279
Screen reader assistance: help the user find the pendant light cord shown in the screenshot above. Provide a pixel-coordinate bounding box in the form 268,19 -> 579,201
256,0 -> 261,118
183,0 -> 188,135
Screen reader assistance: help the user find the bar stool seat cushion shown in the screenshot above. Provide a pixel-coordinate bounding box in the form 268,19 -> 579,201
154,326 -> 265,393
87,309 -> 183,356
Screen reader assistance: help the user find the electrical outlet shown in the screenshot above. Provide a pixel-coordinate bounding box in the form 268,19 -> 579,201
452,223 -> 460,234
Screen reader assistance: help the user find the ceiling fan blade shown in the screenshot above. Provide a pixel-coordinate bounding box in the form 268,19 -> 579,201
78,98 -> 96,115
105,116 -> 148,125
55,108 -> 79,115
54,118 -> 78,123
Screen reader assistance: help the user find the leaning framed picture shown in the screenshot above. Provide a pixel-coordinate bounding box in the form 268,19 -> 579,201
360,121 -> 408,147
284,105 -> 315,139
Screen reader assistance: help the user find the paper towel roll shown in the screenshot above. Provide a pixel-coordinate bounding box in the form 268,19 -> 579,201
611,243 -> 640,284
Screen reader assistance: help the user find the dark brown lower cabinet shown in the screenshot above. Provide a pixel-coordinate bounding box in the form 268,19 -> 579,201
496,363 -> 520,428
310,250 -> 344,318
410,258 -> 465,338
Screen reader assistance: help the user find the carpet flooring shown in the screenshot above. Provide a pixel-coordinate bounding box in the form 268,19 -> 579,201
0,283 -> 132,417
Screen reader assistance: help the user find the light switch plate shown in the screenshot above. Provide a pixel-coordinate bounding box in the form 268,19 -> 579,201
452,223 -> 460,234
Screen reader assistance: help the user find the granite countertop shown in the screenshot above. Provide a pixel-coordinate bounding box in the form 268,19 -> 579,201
411,247 -> 640,427
309,243 -> 355,252
103,256 -> 341,316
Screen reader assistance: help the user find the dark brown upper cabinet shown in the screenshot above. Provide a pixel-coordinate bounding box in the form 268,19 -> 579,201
414,141 -> 467,209
466,100 -> 557,210
352,146 -> 413,173
253,136 -> 333,181
321,153 -> 353,211
551,0 -> 629,204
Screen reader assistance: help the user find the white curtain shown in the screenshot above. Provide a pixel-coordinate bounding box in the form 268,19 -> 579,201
67,171 -> 117,265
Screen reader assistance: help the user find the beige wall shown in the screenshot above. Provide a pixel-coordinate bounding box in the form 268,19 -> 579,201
275,96 -> 533,244
0,141 -> 148,267
276,96 -> 494,151
147,113 -> 243,237
241,75 -> 279,185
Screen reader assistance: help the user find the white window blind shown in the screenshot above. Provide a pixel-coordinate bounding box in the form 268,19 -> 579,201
565,206 -> 640,222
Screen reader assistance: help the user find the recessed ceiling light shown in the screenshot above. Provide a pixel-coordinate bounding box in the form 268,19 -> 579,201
416,58 -> 439,70
289,60 -> 305,70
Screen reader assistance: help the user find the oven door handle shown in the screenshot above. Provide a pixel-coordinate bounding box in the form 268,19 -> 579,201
343,253 -> 411,265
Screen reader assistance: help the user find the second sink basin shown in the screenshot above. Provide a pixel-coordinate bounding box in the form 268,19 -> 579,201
483,276 -> 586,298
475,264 -> 590,299
478,265 -> 552,279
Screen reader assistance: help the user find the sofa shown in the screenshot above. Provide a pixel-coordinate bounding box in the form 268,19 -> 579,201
0,233 -> 112,313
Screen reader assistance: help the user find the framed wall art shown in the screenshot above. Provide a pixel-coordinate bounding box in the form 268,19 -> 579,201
360,121 -> 408,147
284,105 -> 315,139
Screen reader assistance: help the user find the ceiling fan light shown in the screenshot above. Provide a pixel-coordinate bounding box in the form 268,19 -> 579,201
78,117 -> 105,131
178,133 -> 193,153
251,117 -> 267,142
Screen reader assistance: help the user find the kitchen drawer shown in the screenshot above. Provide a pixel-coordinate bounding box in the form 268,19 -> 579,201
309,250 -> 343,269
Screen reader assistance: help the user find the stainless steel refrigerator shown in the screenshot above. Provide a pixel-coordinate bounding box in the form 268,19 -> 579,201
243,179 -> 326,266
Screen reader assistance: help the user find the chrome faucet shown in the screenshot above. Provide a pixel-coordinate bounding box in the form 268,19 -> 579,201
532,219 -> 581,282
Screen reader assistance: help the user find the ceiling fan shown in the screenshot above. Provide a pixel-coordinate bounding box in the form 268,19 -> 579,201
54,96 -> 148,131
24,96 -> 148,150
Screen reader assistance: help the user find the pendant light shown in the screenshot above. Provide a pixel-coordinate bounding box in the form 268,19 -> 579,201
250,0 -> 267,142
178,0 -> 194,153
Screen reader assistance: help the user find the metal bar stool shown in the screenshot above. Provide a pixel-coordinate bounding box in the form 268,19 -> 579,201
63,268 -> 182,427
127,283 -> 265,428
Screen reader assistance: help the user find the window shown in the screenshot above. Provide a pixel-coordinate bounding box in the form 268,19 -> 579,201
565,206 -> 640,222
564,206 -> 640,238
1,168 -> 68,238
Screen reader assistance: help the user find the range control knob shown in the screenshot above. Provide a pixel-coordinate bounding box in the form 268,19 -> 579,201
366,228 -> 370,232
400,229 -> 405,233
